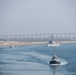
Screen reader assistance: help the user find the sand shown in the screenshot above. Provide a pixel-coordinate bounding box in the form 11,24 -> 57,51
0,41 -> 76,46
0,41 -> 47,46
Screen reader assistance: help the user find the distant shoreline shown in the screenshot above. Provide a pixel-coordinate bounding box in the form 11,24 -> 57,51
0,41 -> 76,46
0,41 -> 47,46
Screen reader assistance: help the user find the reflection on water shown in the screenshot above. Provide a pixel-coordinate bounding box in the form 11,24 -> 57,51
49,65 -> 61,75
51,66 -> 57,75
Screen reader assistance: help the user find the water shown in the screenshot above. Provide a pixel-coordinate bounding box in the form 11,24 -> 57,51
0,43 -> 76,75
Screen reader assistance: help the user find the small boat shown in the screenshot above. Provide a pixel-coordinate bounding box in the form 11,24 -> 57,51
49,50 -> 61,65
9,45 -> 15,48
48,40 -> 60,47
49,54 -> 60,65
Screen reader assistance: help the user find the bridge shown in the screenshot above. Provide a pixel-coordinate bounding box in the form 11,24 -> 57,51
0,33 -> 76,41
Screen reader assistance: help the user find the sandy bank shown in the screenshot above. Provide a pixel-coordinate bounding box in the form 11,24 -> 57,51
0,41 -> 76,46
0,41 -> 47,46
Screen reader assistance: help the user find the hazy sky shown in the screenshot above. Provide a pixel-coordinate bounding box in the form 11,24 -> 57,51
0,0 -> 76,35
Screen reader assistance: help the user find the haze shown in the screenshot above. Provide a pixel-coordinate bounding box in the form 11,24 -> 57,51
0,0 -> 76,35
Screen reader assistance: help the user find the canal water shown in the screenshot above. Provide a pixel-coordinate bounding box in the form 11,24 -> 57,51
0,43 -> 76,75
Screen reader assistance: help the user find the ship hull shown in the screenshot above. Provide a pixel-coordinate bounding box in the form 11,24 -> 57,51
48,43 -> 60,47
49,60 -> 60,64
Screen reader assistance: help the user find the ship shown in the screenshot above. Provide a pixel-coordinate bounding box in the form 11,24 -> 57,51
49,50 -> 61,65
48,40 -> 60,47
9,45 -> 15,48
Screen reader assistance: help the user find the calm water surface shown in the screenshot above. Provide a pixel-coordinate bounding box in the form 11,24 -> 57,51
0,43 -> 76,75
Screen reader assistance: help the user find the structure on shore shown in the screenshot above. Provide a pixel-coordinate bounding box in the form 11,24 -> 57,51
0,33 -> 76,41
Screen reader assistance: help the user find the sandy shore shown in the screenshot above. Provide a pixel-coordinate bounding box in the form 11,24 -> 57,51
0,41 -> 47,46
0,41 -> 76,46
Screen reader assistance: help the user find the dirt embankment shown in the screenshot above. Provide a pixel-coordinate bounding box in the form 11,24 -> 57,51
0,41 -> 76,46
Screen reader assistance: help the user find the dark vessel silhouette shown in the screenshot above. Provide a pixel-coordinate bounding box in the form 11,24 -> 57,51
9,45 -> 15,48
49,50 -> 60,65
48,40 -> 60,47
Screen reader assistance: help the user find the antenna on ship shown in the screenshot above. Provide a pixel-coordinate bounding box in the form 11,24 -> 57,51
49,45 -> 61,65
54,47 -> 56,55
